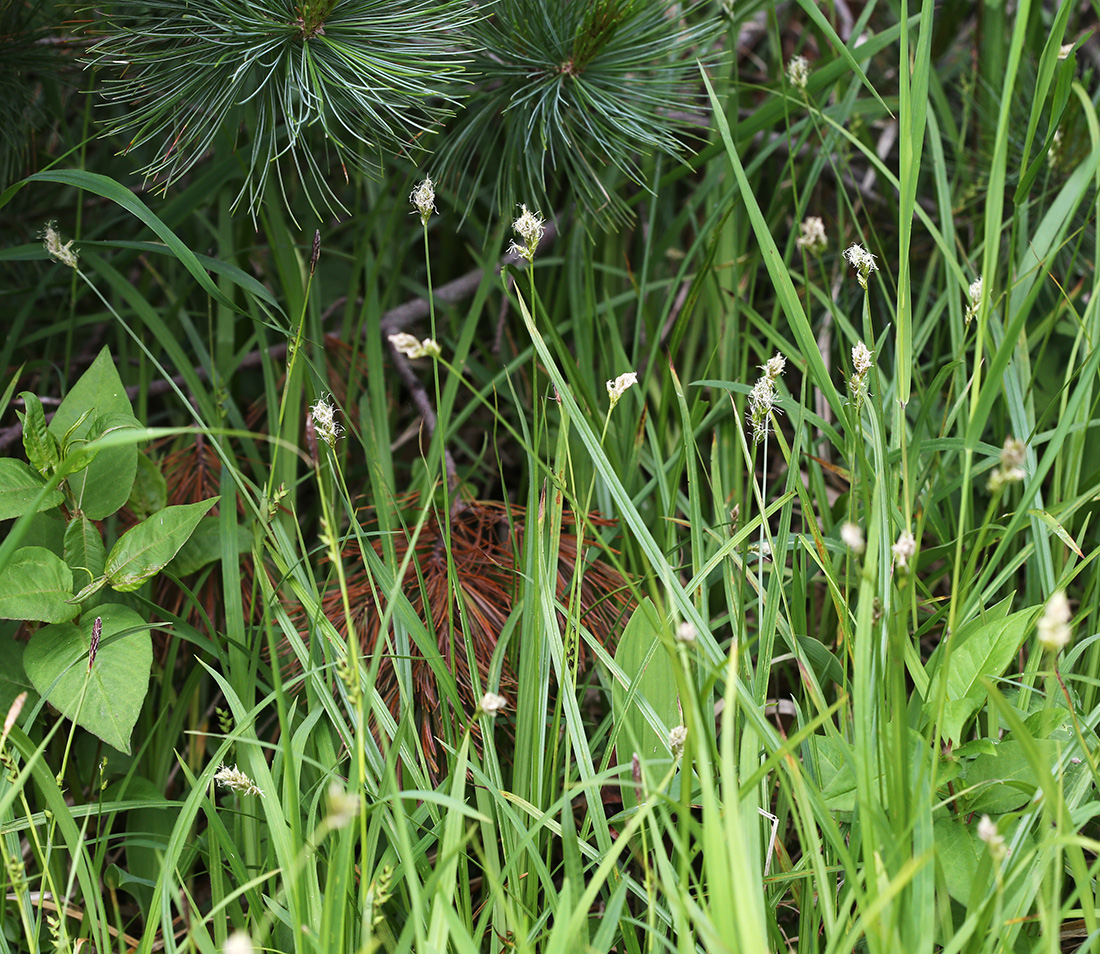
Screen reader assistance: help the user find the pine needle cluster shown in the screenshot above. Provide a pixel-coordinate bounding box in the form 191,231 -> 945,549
85,0 -> 477,218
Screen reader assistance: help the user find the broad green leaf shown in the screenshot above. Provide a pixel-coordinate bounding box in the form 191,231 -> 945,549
106,497 -> 219,592
69,412 -> 142,521
927,602 -> 1032,744
49,348 -> 139,520
166,515 -> 249,577
22,603 -> 152,754
17,392 -> 59,476
64,514 -> 107,592
0,459 -> 64,519
0,640 -> 38,724
933,816 -> 985,905
128,452 -> 167,519
0,546 -> 79,622
611,598 -> 679,812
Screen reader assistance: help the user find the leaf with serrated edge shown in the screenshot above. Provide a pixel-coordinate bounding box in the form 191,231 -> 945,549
106,497 -> 219,592
22,604 -> 152,754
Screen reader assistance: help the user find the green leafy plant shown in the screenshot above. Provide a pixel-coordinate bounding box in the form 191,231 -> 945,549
0,348 -> 215,752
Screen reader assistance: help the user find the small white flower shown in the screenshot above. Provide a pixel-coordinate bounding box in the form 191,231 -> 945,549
891,530 -> 916,571
223,931 -> 255,954
509,204 -> 545,263
795,215 -> 827,255
764,354 -> 786,381
844,243 -> 878,289
748,353 -> 786,444
479,692 -> 508,715
606,371 -> 638,410
987,436 -> 1027,491
669,724 -> 688,758
787,55 -> 809,92
852,341 -> 873,376
977,814 -> 1006,859
41,221 -> 78,269
1048,127 -> 1064,170
676,621 -> 697,645
326,782 -> 360,829
309,394 -> 344,449
965,275 -> 983,324
1037,590 -> 1072,653
840,521 -> 865,555
388,333 -> 440,360
214,764 -> 264,798
1059,42 -> 1074,60
410,177 -> 436,225
1000,436 -> 1026,471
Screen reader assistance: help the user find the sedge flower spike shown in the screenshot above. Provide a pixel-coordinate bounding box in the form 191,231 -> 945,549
479,692 -> 508,716
965,275 -> 983,324
987,436 -> 1026,492
787,55 -> 809,92
309,394 -> 344,449
748,353 -> 786,444
891,530 -> 916,571
849,341 -> 874,406
410,177 -> 436,225
977,815 -> 1007,860
669,725 -> 688,758
214,764 -> 264,798
389,333 -> 440,360
840,521 -> 865,555
607,371 -> 638,410
509,204 -> 545,263
1037,590 -> 1072,653
795,216 -> 827,255
844,243 -> 878,289
41,222 -> 78,269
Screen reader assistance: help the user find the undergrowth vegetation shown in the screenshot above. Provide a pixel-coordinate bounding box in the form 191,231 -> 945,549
1,1 -> 1099,952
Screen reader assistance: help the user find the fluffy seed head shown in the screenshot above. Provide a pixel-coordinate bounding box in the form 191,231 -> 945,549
676,621 -> 697,645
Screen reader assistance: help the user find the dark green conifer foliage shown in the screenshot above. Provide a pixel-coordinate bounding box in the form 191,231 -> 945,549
439,0 -> 722,225
85,0 -> 477,218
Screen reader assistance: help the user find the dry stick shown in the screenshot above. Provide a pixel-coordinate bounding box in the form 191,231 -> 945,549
0,222 -> 559,452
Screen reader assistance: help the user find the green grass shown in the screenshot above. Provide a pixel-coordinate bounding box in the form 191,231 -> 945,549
1,3 -> 1099,953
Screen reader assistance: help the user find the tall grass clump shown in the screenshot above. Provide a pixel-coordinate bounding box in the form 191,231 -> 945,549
1,2 -> 1099,953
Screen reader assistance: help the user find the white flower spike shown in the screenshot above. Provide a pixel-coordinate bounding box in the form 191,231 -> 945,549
606,371 -> 638,410
509,204 -> 545,263
410,177 -> 436,225
309,394 -> 344,449
844,243 -> 878,289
